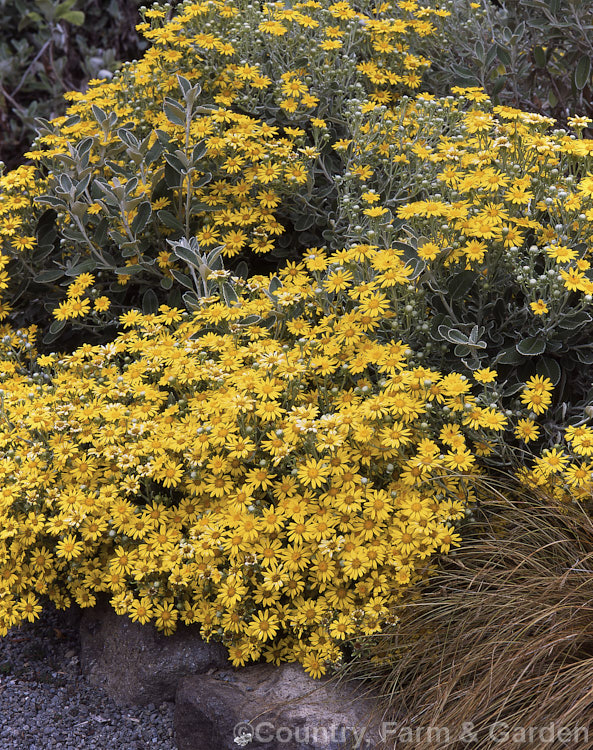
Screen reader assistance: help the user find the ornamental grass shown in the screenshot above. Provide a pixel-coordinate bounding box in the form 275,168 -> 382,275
342,481 -> 593,749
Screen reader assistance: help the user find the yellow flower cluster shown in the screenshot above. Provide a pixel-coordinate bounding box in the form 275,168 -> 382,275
4,0 -> 444,331
3,0 -> 593,679
341,89 -> 593,305
0,165 -> 42,322
0,232 -> 591,674
0,259 -> 529,676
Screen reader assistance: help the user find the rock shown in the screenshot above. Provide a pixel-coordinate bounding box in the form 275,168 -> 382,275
79,598 -> 228,706
174,663 -> 380,750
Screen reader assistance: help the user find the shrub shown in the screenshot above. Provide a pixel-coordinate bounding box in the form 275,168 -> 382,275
331,89 -> 593,421
1,236 -> 591,675
419,0 -> 593,128
4,248 -> 552,674
2,0 -> 593,680
1,0 -> 447,347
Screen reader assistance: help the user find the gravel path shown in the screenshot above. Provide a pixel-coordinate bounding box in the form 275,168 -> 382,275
0,605 -> 177,750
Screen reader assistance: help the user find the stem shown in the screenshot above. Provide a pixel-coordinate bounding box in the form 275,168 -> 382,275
0,85 -> 27,115
10,38 -> 52,99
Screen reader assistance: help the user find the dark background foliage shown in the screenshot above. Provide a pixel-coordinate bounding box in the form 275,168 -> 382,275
0,0 -> 154,170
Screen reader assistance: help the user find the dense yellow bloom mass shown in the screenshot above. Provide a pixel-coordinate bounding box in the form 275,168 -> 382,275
0,259 -> 585,675
3,0 -> 593,680
0,272 -> 519,675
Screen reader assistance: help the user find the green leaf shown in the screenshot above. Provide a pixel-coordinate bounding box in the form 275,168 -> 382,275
194,172 -> 212,188
268,276 -> 282,296
57,9 -> 84,24
448,270 -> 478,300
142,288 -> 159,315
437,326 -> 469,345
235,261 -> 249,280
182,291 -> 201,311
66,260 -> 96,276
454,344 -> 472,358
392,240 -> 418,253
32,245 -> 56,264
516,336 -> 546,356
558,310 -> 591,329
121,242 -> 139,258
49,319 -> 66,335
76,137 -> 94,162
161,277 -> 174,290
403,257 -> 425,280
173,245 -> 202,269
21,11 -> 43,27
34,269 -> 63,283
91,105 -> 107,125
496,346 -> 525,365
115,265 -> 142,275
144,139 -> 164,165
575,56 -> 591,90
576,349 -> 593,365
178,75 -> 201,107
54,0 -> 78,13
177,75 -> 192,98
164,152 -> 187,175
496,45 -> 511,66
57,174 -> 74,195
36,208 -> 57,243
36,195 -> 67,210
485,44 -> 498,68
165,163 -> 183,188
118,129 -> 139,150
61,227 -> 85,242
533,45 -> 547,68
131,201 -> 152,235
163,99 -> 186,127
108,229 -> 127,244
491,75 -> 507,98
238,314 -> 261,326
222,282 -> 239,306
94,217 -> 109,246
451,63 -> 480,85
192,142 -> 207,163
504,381 -> 526,396
394,242 -> 426,280
462,356 -> 482,371
74,173 -> 92,201
157,210 -> 184,233
170,269 -> 195,290
294,213 -> 316,231
535,357 -> 561,385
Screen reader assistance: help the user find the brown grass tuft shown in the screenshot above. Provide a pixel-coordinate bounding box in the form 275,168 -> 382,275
343,479 -> 593,749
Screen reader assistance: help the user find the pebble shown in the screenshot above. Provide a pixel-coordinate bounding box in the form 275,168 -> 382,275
0,604 -> 177,749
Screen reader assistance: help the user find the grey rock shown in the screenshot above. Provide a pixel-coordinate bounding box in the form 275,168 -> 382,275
79,597 -> 228,706
174,663 -> 380,750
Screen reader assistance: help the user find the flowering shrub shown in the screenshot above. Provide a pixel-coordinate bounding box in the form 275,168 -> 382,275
1,0 -> 447,348
0,264 -> 561,675
332,89 -> 593,419
3,0 -> 593,678
416,0 -> 593,127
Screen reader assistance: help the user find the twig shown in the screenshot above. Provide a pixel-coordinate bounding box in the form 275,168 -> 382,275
10,38 -> 52,99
